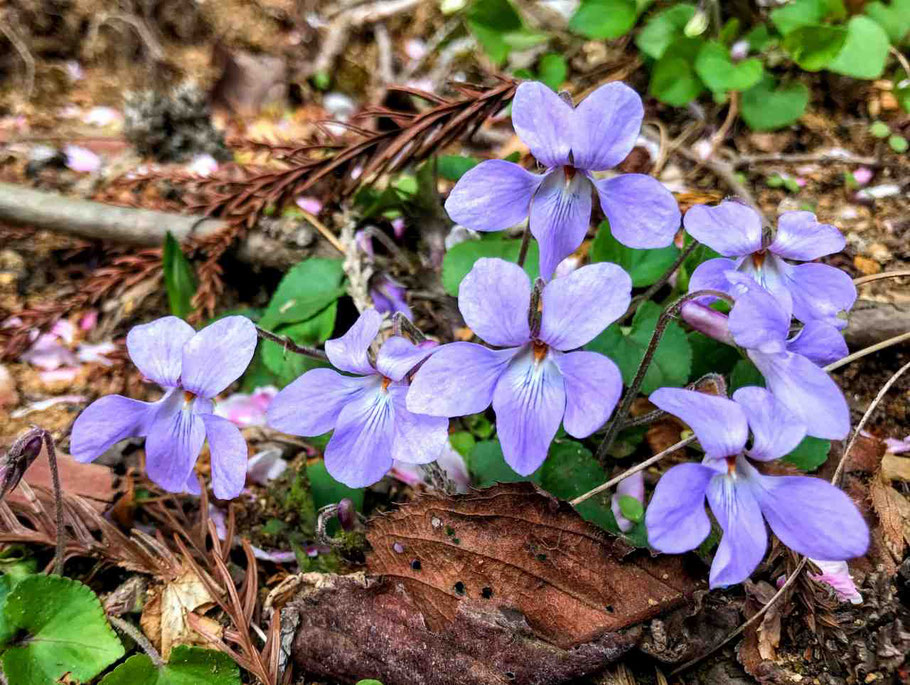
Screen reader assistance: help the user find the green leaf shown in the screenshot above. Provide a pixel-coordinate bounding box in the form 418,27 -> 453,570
537,53 -> 568,91
100,646 -> 241,685
449,431 -> 476,458
438,155 -> 480,181
163,232 -> 196,319
741,77 -> 809,131
356,680 -> 385,685
590,221 -> 680,287
260,304 -> 335,386
687,331 -> 741,380
306,458 -> 365,513
675,239 -> 722,292
467,0 -> 545,64
569,0 -> 638,39
870,120 -> 892,137
442,234 -> 539,296
782,25 -> 848,71
649,37 -> 704,106
889,134 -> 909,152
636,4 -> 696,59
729,358 -> 764,391
587,301 -> 693,394
260,258 -> 345,329
865,0 -> 910,43
828,16 -> 890,79
0,575 -> 124,685
466,440 -> 529,488
770,0 -> 828,35
783,436 -> 831,472
618,494 -> 644,522
0,575 -> 16,644
695,40 -> 764,92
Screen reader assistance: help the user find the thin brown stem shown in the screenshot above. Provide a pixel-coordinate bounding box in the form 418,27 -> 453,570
853,269 -> 910,286
109,615 -> 163,667
621,240 -> 701,324
393,311 -> 426,343
516,226 -> 532,269
672,359 -> 910,675
890,46 -> 910,80
41,431 -> 65,576
571,435 -> 695,507
824,331 -> 910,373
255,327 -> 328,361
595,289 -> 734,465
295,207 -> 346,255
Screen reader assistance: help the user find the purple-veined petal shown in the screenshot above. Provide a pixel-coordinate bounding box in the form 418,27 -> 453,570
324,387 -> 394,487
492,348 -> 566,476
749,350 -> 850,440
682,201 -> 762,257
145,394 -> 206,493
594,174 -> 680,249
611,470 -> 645,533
571,81 -> 643,171
736,253 -> 794,318
787,321 -> 848,366
554,350 -> 622,437
650,387 -> 748,459
769,211 -> 845,260
388,384 -> 449,464
371,274 -> 412,320
512,81 -> 573,168
539,262 -> 632,350
680,302 -> 734,345
741,458 -> 868,560
126,316 -> 194,387
732,386 -> 806,461
728,279 -> 790,353
529,169 -> 594,280
406,343 -> 520,417
325,308 -> 382,376
267,369 -> 377,436
71,394 -> 160,463
184,471 -> 202,496
706,469 -> 768,588
785,263 -> 856,329
645,462 -> 715,553
458,258 -> 531,347
201,413 -> 248,499
181,316 -> 258,398
376,336 -> 435,381
444,160 -> 542,232
688,257 -> 739,300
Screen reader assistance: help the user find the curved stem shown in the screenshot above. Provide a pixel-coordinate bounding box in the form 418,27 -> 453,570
108,615 -> 163,667
621,240 -> 700,324
853,269 -> 910,286
824,330 -> 910,373
255,326 -> 328,361
516,226 -> 532,269
41,431 -> 65,576
594,289 -> 734,465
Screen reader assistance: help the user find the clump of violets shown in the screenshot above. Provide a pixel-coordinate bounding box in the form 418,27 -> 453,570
685,201 -> 856,328
407,257 -> 631,475
71,316 -> 257,499
646,386 -> 868,588
445,81 -> 680,279
683,272 -> 849,439
267,308 -> 448,488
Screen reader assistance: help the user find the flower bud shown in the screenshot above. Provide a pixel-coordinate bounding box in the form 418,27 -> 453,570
336,498 -> 356,531
680,302 -> 734,345
0,428 -> 44,501
684,9 -> 709,37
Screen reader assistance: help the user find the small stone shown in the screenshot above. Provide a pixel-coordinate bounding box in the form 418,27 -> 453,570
854,255 -> 882,275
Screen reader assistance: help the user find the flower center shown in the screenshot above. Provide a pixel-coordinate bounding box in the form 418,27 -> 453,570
751,251 -> 766,269
532,340 -> 549,363
183,390 -> 196,406
381,376 -> 392,392
725,456 -> 737,476
563,165 -> 577,182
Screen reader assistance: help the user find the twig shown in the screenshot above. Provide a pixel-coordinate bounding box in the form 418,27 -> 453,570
294,207 -> 346,255
675,146 -> 762,216
733,151 -> 880,167
255,327 -> 328,361
571,435 -> 696,507
824,330 -> 910,373
108,615 -> 163,667
0,17 -> 35,100
890,46 -> 910,80
594,289 -> 735,465
853,270 -> 910,286
705,92 -> 738,162
672,359 -> 910,675
40,431 -> 65,576
516,226 -> 532,269
374,22 -> 395,85
621,240 -> 700,324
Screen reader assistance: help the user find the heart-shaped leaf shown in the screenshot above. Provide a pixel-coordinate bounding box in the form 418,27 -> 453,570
590,220 -> 680,287
441,234 -> 539,296
695,40 -> 764,92
259,258 -> 345,329
100,645 -> 241,685
649,37 -> 704,106
782,24 -> 848,71
569,0 -> 638,39
636,4 -> 697,59
828,16 -> 890,80
741,77 -> 809,131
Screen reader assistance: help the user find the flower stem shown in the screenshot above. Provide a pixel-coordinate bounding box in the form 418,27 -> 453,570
108,615 -> 163,667
824,330 -> 910,373
40,430 -> 65,576
393,312 -> 426,343
853,269 -> 910,286
516,226 -> 532,268
621,239 -> 700,324
255,326 -> 328,361
594,289 -> 734,466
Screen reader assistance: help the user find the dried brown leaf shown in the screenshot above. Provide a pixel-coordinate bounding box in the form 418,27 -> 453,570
869,473 -> 910,560
365,482 -> 700,649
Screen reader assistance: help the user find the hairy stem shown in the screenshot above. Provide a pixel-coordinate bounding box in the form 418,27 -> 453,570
108,615 -> 163,667
255,326 -> 328,361
41,431 -> 65,576
594,289 -> 734,466
621,240 -> 700,324
516,226 -> 532,268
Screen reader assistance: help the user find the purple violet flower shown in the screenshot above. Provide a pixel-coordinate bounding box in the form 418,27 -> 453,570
444,81 -> 680,279
685,201 -> 856,329
267,309 -> 447,488
71,316 -> 258,499
370,274 -> 413,320
407,258 -> 631,475
646,386 -> 868,588
682,273 -> 850,440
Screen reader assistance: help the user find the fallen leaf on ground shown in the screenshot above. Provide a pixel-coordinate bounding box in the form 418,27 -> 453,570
5,450 -> 114,511
869,473 -> 910,561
